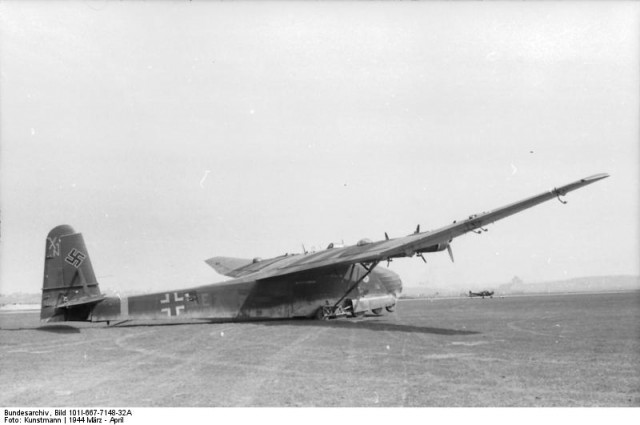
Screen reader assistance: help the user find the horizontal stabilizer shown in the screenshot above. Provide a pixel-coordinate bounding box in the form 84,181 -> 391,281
55,295 -> 106,309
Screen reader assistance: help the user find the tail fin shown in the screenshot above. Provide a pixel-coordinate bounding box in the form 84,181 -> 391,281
41,225 -> 105,322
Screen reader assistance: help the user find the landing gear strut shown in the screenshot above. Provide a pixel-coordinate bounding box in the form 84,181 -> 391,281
315,261 -> 380,320
333,261 -> 380,309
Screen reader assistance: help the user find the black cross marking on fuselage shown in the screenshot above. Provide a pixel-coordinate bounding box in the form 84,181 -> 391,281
160,292 -> 189,317
65,248 -> 86,268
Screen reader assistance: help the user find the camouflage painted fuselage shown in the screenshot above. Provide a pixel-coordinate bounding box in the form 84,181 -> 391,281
90,264 -> 401,322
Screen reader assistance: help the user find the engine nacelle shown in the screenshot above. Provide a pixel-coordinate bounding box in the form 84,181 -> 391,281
417,242 -> 449,253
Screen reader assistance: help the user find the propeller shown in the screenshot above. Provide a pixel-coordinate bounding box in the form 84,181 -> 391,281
446,243 -> 455,263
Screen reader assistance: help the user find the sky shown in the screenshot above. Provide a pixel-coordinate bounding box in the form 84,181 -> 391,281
0,1 -> 638,295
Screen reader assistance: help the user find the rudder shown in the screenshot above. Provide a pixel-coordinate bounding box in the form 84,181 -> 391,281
41,225 -> 105,322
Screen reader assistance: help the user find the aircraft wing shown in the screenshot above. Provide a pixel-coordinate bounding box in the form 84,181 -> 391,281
205,257 -> 254,277
210,173 -> 609,281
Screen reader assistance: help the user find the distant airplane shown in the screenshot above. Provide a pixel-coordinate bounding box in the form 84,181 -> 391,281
469,290 -> 494,299
40,173 -> 608,324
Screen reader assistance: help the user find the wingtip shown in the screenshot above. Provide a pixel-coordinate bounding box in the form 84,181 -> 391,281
582,173 -> 610,182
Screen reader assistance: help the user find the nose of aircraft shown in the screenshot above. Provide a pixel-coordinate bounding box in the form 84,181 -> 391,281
374,267 -> 403,296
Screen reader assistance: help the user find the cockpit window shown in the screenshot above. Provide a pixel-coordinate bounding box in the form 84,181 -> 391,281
357,238 -> 372,246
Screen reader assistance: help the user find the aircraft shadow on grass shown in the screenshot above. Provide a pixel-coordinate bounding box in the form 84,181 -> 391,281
102,317 -> 479,336
256,318 -> 481,336
0,325 -> 81,334
35,325 -> 81,334
3,318 -> 478,336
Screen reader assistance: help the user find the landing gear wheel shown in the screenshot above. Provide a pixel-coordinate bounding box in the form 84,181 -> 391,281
371,308 -> 383,315
385,305 -> 395,313
315,307 -> 328,320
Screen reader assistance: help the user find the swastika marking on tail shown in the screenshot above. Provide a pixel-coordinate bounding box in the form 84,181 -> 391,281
64,248 -> 86,268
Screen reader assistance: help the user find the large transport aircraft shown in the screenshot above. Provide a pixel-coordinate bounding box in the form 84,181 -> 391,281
41,173 -> 608,324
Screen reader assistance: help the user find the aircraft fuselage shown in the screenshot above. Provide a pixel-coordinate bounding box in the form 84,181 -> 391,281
89,264 -> 402,323
468,290 -> 494,299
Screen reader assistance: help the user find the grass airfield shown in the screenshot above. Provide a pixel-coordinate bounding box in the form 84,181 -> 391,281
1,292 -> 638,407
